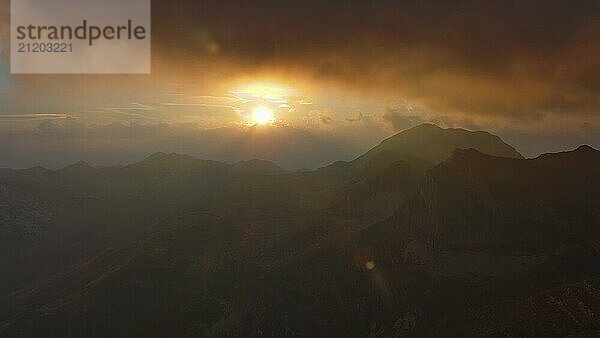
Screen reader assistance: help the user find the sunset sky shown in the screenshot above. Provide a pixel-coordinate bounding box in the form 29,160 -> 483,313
1,0 -> 599,168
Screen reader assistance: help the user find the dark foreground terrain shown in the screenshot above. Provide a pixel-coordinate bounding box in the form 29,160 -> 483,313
2,124 -> 600,337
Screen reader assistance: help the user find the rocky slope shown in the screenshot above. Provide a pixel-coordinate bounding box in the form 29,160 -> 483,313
5,125 -> 599,337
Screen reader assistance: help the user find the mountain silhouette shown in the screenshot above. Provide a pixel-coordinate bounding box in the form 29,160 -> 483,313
303,123 -> 524,192
1,124 -> 599,337
354,123 -> 522,170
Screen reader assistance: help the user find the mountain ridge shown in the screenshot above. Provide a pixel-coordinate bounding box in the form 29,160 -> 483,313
354,123 -> 523,167
12,123 -> 525,175
2,125 -> 600,337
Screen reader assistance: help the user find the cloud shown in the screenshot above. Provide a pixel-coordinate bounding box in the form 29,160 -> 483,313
0,1 -> 598,123
0,0 -> 599,163
303,110 -> 335,129
0,113 -> 71,121
320,115 -> 333,125
1,1 -> 598,123
382,103 -> 426,131
147,0 -> 600,120
345,112 -> 376,125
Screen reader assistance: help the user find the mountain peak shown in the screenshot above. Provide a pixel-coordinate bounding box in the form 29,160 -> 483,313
536,145 -> 600,162
126,152 -> 200,170
62,161 -> 93,171
575,145 -> 598,153
140,152 -> 198,164
405,123 -> 443,132
144,152 -> 170,161
353,123 -> 522,172
23,166 -> 51,174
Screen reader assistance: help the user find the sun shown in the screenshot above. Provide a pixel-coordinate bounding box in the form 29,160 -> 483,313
231,81 -> 297,126
252,107 -> 274,125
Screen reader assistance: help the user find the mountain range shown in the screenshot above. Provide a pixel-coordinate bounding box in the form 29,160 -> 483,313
1,124 -> 599,337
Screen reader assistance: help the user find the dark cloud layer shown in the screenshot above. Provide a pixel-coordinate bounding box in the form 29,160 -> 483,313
151,0 -> 600,118
2,0 -> 598,119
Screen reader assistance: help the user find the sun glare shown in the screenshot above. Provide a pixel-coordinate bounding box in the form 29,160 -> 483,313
232,82 -> 296,102
231,81 -> 297,126
253,107 -> 274,125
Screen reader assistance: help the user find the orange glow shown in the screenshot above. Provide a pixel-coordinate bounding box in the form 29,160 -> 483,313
232,82 -> 297,102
